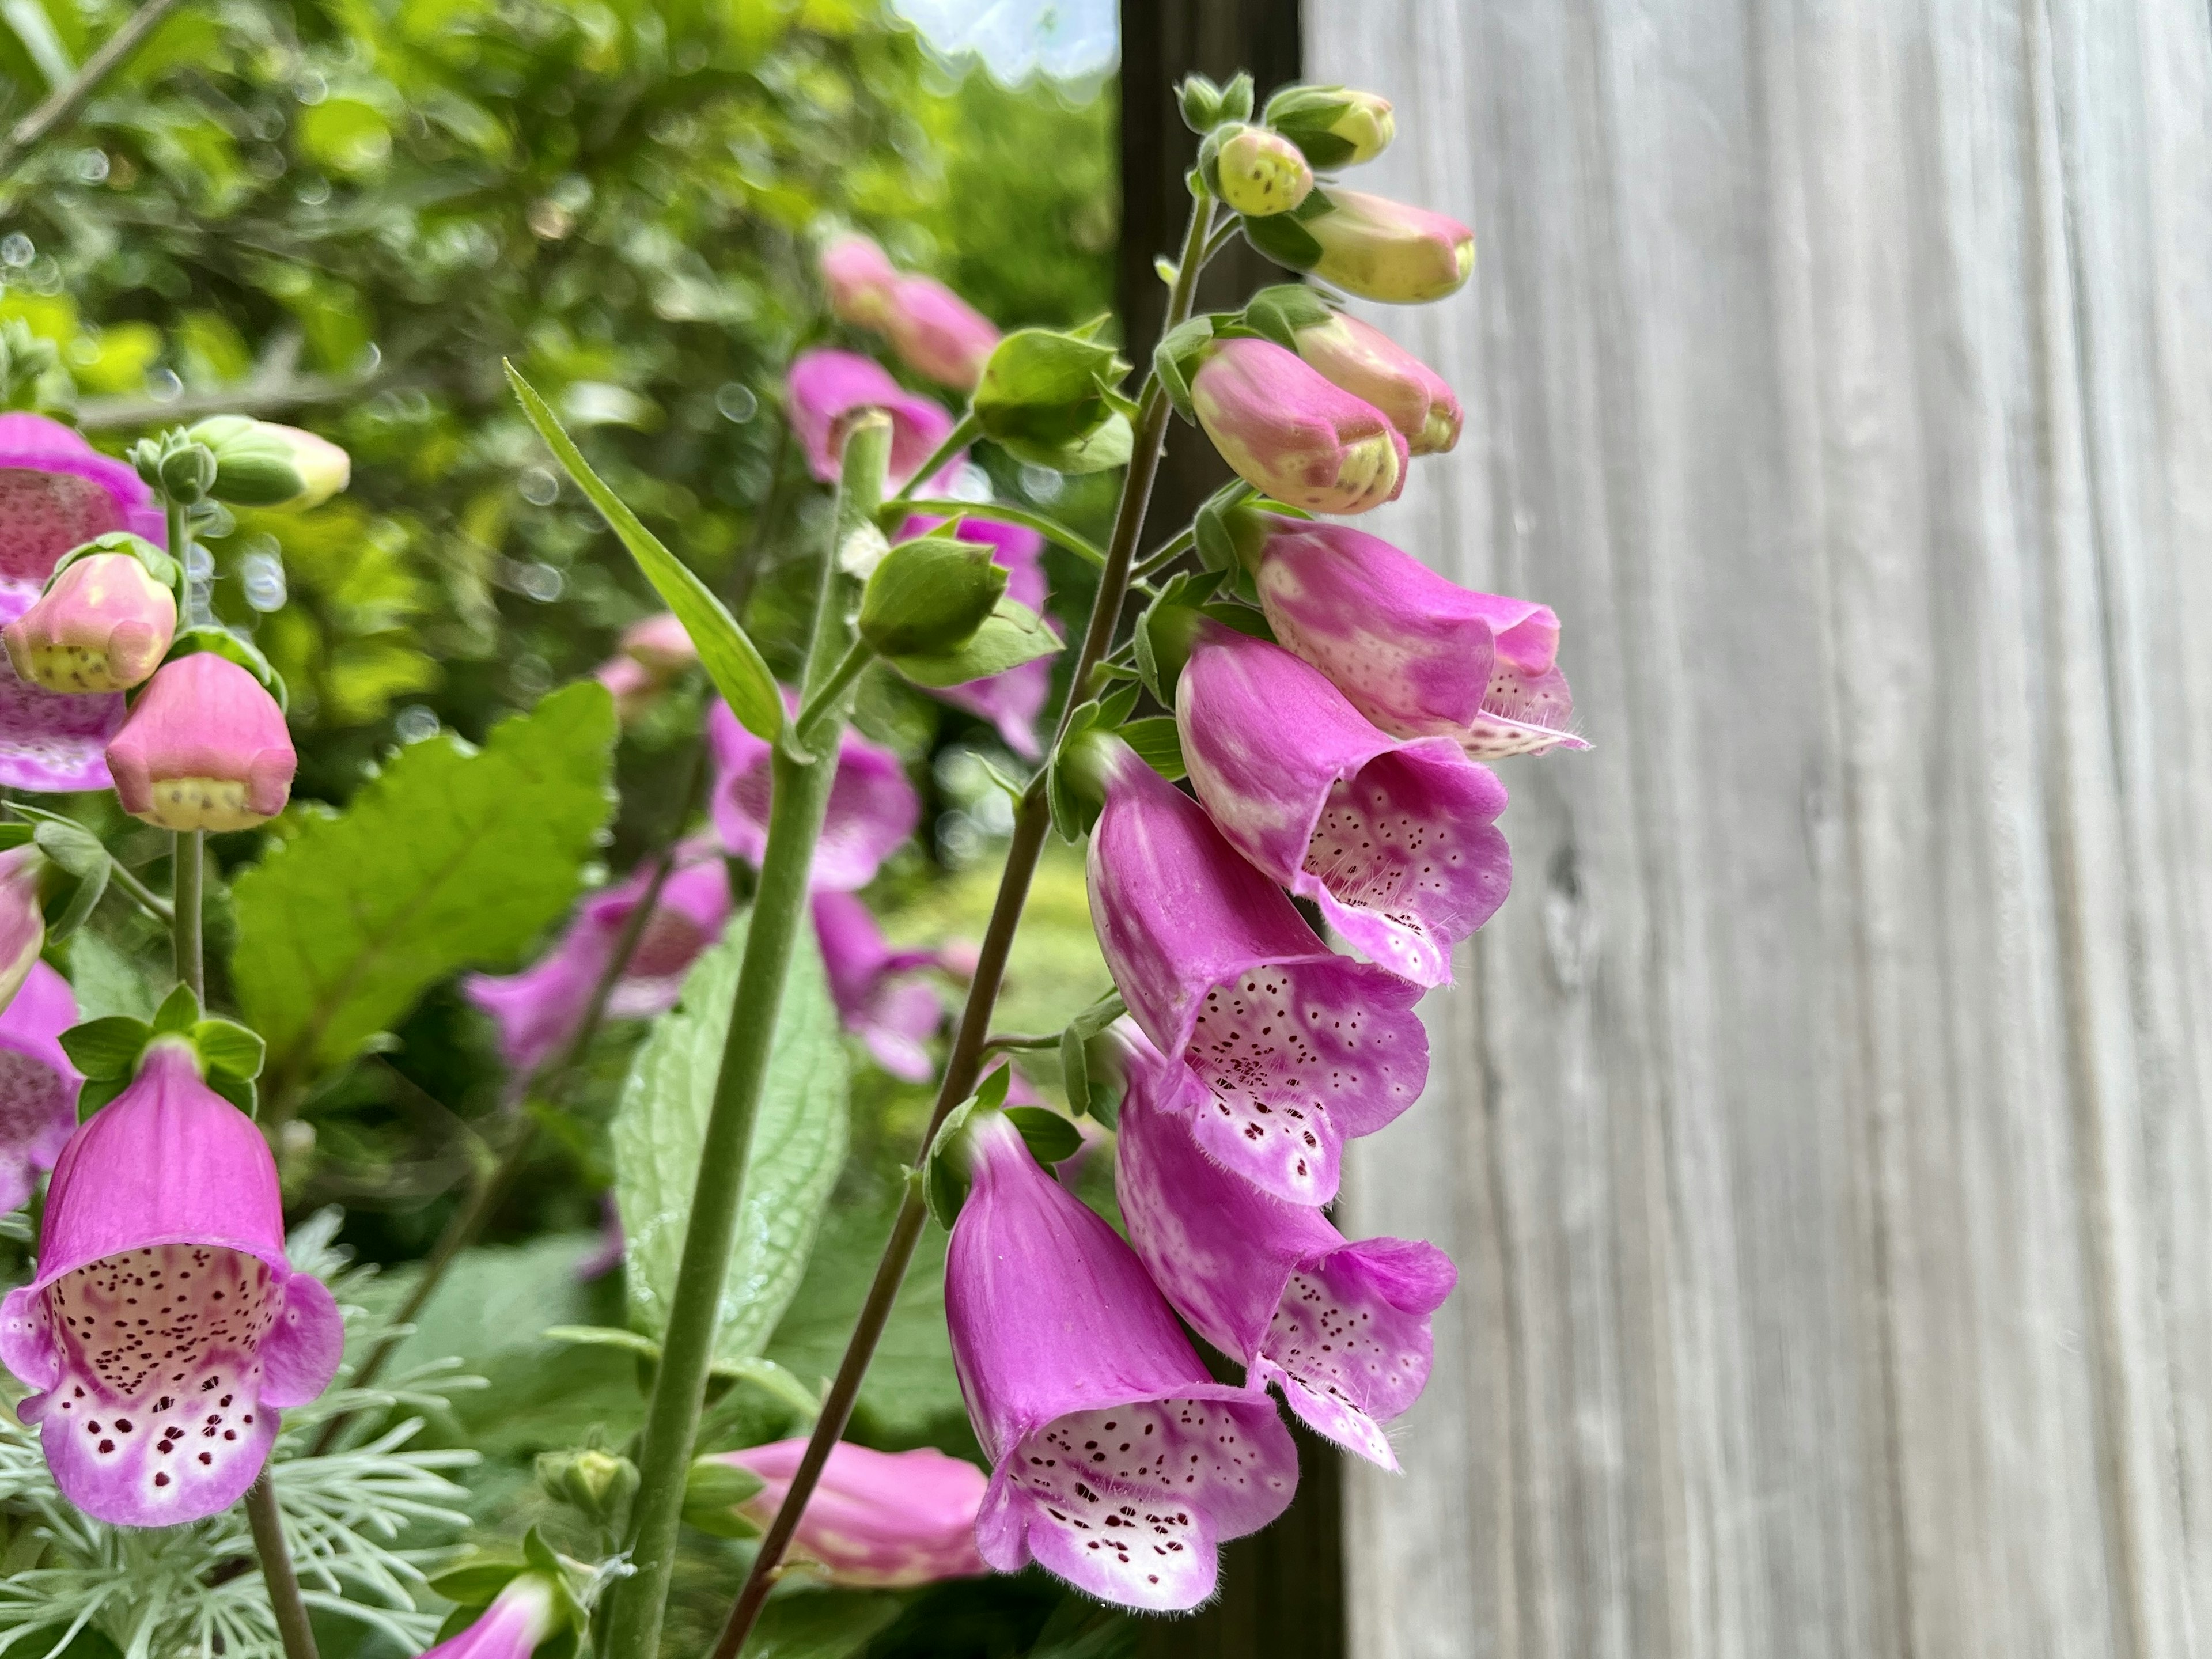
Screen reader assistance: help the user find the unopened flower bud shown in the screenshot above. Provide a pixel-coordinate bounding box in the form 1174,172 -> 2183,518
882,275 -> 1001,393
859,533 -> 1009,658
689,1442 -> 988,1587
3,546 -> 177,692
1210,124 -> 1313,217
1290,310 -> 1462,454
821,232 -> 900,328
132,433 -> 217,506
188,417 -> 349,510
619,612 -> 696,675
1190,337 -> 1406,515
105,652 -> 295,832
420,1573 -> 563,1659
537,1446 -> 638,1527
1265,85 -> 1396,167
1306,189 -> 1474,304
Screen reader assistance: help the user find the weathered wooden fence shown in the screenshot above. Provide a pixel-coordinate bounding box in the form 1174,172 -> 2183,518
1308,1 -> 2212,1655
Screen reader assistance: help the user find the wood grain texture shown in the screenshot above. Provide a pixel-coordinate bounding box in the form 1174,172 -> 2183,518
1302,3 -> 2212,1656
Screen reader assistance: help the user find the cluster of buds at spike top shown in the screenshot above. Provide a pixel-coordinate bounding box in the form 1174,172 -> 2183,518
1190,338 -> 1407,516
0,1037 -> 342,1525
815,233 -> 1001,392
687,1440 -> 991,1588
105,652 -> 296,834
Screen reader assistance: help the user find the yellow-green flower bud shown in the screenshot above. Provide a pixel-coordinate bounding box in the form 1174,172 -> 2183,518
1210,124 -> 1314,217
859,533 -> 1009,658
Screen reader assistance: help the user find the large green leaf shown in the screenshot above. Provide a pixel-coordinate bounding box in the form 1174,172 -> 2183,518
743,1590 -> 904,1659
614,910 -> 849,1366
231,681 -> 618,1096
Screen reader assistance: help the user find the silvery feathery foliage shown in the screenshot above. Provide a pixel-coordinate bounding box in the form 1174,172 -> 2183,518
0,1210 -> 481,1659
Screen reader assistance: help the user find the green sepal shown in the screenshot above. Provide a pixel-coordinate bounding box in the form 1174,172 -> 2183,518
1060,1023 -> 1091,1119
1241,209 -> 1324,273
884,597 -> 1060,688
1239,284 -> 1337,351
1135,570 -> 1222,704
152,982 -> 199,1034
1058,984 -> 1131,1127
1006,1105 -> 1082,1166
1216,71 -> 1255,125
859,533 -> 1008,658
192,1017 -> 265,1080
681,1456 -> 767,1538
1119,717 -> 1187,782
205,1069 -> 257,1116
922,1063 -> 1014,1230
31,817 -> 105,880
1178,74 -> 1223,132
74,1075 -> 127,1120
0,824 -> 30,850
507,362 -> 785,744
60,1016 -> 153,1080
162,625 -> 288,715
424,1558 -> 528,1611
1152,316 -> 1220,426
188,416 -> 308,508
1262,84 -> 1363,169
993,411 -> 1133,475
972,327 -> 1131,469
1043,686 -> 1137,842
47,531 -> 181,596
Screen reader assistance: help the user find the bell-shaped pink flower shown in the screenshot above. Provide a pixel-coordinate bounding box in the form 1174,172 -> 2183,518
0,413 -> 164,586
1086,752 -> 1427,1206
813,890 -> 945,1081
0,961 -> 81,1213
0,843 -> 46,1018
1305,190 -> 1475,304
1191,338 -> 1406,516
705,1439 -> 990,1588
897,513 -> 1054,757
1243,513 -> 1584,757
822,233 -> 902,328
106,653 -> 296,833
709,698 -> 918,892
422,1573 -> 562,1659
882,275 -> 1001,393
3,551 -> 178,693
786,350 -> 963,493
1115,1031 -> 1454,1469
1291,312 -> 1461,455
465,839 -> 732,1080
1177,622 -> 1510,988
592,612 -> 698,724
0,1039 -> 343,1526
946,1107 -> 1298,1611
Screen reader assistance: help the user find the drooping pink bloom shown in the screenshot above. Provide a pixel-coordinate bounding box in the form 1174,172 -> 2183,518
813,889 -> 945,1081
1191,338 -> 1406,516
946,1107 -> 1298,1611
881,275 -> 1001,393
1177,622 -> 1510,988
1086,751 -> 1427,1206
464,839 -> 733,1080
1304,190 -> 1475,304
704,1439 -> 990,1588
897,513 -> 1054,757
0,1039 -> 343,1526
1115,1030 -> 1454,1469
786,350 -> 963,493
0,413 -> 164,585
1241,513 -> 1584,757
1290,312 -> 1461,455
708,698 -> 918,892
3,550 -> 177,693
0,843 -> 45,1017
592,612 -> 698,724
0,961 -> 80,1213
421,1573 -> 562,1659
105,653 -> 296,832
821,233 -> 902,329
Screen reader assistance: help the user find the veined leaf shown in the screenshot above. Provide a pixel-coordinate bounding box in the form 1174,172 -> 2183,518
507,362 -> 784,743
231,680 -> 617,1095
613,910 -> 849,1366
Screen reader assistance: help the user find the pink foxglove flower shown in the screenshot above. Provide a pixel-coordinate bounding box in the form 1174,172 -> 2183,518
1177,622 -> 1510,988
3,550 -> 177,693
897,513 -> 1054,757
105,653 -> 296,832
786,350 -> 963,493
422,1573 -> 563,1659
709,698 -> 918,892
1242,513 -> 1584,757
1190,338 -> 1406,516
1290,312 -> 1461,455
946,1107 -> 1298,1611
0,961 -> 80,1213
465,839 -> 732,1080
704,1439 -> 990,1588
592,612 -> 698,725
1304,190 -> 1475,304
0,413 -> 164,584
1115,1031 -> 1454,1468
822,233 -> 902,328
882,275 -> 1001,393
813,889 -> 945,1081
0,842 -> 45,1016
1086,751 -> 1427,1205
0,1039 -> 343,1526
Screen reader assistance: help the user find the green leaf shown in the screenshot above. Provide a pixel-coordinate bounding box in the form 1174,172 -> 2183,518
884,598 -> 1062,689
59,1016 -> 151,1080
1119,716 -> 1187,782
1007,1105 -> 1082,1165
613,910 -> 849,1366
425,1560 -> 527,1610
231,680 -> 618,1093
507,362 -> 784,743
191,1018 -> 265,1080
743,1590 -> 904,1659
991,410 -> 1134,475
30,818 -> 105,878
151,981 -> 199,1033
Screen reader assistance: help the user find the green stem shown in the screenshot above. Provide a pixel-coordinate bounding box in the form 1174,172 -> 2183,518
889,498 -> 1108,570
976,1031 -> 1063,1056
1133,525 -> 1196,581
243,1474 -> 320,1659
605,413 -> 892,1659
793,638 -> 873,748
106,858 -> 173,927
171,831 -> 202,1001
703,188 -> 1218,1659
0,0 -> 190,184
882,413 -> 979,513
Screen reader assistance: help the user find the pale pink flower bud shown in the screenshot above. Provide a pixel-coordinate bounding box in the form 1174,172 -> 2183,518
704,1440 -> 990,1588
105,653 -> 296,832
821,233 -> 901,328
1307,189 -> 1474,304
1213,124 -> 1313,217
882,275 -> 1001,392
1291,312 -> 1462,454
1191,337 -> 1406,516
3,552 -> 177,692
618,612 -> 695,675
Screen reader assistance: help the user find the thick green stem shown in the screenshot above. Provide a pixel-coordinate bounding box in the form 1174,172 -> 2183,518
704,188 -> 1217,1659
606,412 -> 891,1659
171,831 -> 202,1001
244,1475 -> 320,1659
